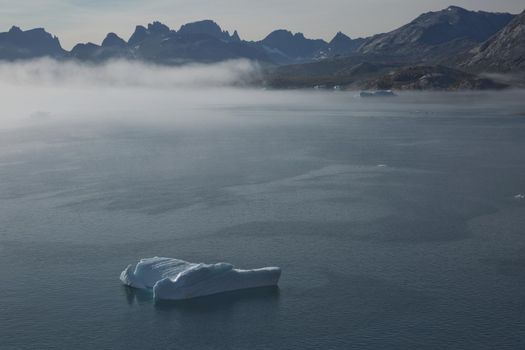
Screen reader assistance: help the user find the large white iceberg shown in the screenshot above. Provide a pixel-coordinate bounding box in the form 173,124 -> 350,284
120,257 -> 281,300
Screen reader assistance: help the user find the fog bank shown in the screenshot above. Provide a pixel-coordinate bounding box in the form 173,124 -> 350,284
0,59 -> 523,134
0,58 -> 260,88
0,59 -> 274,130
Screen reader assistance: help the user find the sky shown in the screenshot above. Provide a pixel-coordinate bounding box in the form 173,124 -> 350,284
1,0 -> 523,50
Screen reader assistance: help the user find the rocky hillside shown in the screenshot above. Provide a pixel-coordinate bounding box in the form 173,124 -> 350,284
461,10 -> 525,72
363,65 -> 507,90
262,61 -> 506,91
359,6 -> 515,63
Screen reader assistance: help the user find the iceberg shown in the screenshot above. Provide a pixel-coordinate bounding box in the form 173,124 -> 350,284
120,257 -> 281,300
360,90 -> 396,98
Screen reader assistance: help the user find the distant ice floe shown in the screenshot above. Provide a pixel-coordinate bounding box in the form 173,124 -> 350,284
120,257 -> 281,300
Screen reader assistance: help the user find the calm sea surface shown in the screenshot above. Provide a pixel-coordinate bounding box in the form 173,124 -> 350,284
1,90 -> 524,349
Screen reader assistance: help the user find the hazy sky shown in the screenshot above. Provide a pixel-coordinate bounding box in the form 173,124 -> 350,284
1,0 -> 523,49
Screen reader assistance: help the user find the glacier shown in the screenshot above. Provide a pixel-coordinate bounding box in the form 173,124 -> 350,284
120,257 -> 281,300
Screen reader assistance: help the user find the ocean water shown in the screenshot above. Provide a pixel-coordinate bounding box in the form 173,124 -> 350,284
1,89 -> 525,349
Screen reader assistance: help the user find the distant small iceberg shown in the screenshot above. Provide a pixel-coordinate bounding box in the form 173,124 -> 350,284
120,257 -> 281,301
360,90 -> 396,98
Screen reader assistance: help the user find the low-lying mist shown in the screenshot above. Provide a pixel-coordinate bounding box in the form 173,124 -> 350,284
0,58 -> 383,134
0,58 -> 261,88
0,58 -> 280,130
0,58 -> 523,135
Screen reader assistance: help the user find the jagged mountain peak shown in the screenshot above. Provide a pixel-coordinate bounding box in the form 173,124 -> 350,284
9,26 -> 23,33
178,20 -> 239,42
127,22 -> 172,46
179,19 -> 221,32
128,25 -> 148,45
7,26 -> 53,38
259,29 -> 327,62
231,30 -> 241,42
102,32 -> 127,48
330,32 -> 352,44
325,31 -> 365,57
147,21 -> 171,35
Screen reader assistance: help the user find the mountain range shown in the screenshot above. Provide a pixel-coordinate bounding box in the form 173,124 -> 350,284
0,6 -> 524,89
